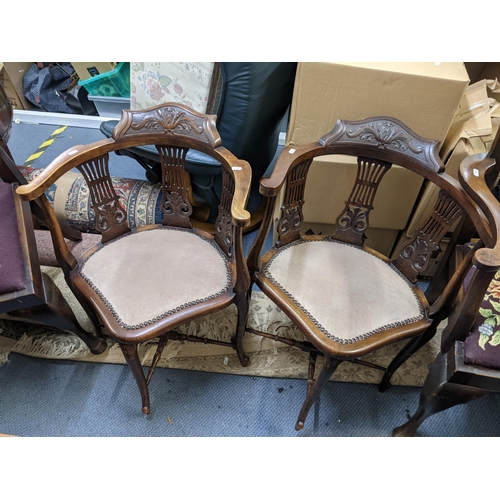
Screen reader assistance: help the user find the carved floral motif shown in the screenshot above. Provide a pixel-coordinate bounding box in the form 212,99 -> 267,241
130,106 -> 204,136
400,236 -> 434,271
215,213 -> 233,257
278,205 -> 303,237
346,121 -> 424,154
162,191 -> 192,218
336,205 -> 368,234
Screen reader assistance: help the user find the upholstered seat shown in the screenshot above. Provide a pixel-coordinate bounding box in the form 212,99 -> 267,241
462,268 -> 500,370
77,227 -> 230,332
264,240 -> 424,344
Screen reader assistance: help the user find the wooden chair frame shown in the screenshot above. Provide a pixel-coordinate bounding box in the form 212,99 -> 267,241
0,182 -> 107,354
16,103 -> 252,414
392,242 -> 500,436
247,116 -> 500,430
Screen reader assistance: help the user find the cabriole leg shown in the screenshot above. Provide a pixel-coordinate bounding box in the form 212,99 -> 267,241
392,351 -> 489,436
234,292 -> 250,367
120,343 -> 151,415
296,356 -> 342,431
379,322 -> 438,392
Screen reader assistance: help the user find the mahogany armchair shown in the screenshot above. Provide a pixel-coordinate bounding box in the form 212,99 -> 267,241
16,103 -> 252,414
246,116 -> 500,431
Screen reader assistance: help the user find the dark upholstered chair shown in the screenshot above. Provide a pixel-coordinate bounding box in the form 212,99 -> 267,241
246,116 -> 500,431
393,242 -> 500,436
0,181 -> 106,354
100,62 -> 297,228
16,103 -> 252,414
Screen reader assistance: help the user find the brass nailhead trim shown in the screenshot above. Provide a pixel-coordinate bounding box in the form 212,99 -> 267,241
263,239 -> 425,344
79,227 -> 231,330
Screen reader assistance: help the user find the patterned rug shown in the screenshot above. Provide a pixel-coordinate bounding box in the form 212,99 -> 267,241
0,266 -> 442,387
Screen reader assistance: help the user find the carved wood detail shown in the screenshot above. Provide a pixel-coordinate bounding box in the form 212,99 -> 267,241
276,159 -> 312,247
157,145 -> 193,229
112,104 -> 221,149
77,154 -> 130,243
214,167 -> 235,258
319,117 -> 443,173
393,190 -> 464,282
333,156 -> 392,245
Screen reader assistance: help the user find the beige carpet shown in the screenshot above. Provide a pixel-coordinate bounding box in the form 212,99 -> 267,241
0,266 -> 442,386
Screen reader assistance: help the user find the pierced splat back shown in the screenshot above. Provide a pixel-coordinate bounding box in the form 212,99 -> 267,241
71,103 -> 244,260
157,145 -> 193,229
333,156 -> 392,246
273,117 -> 469,284
276,158 -> 312,247
393,189 -> 464,282
78,154 -> 130,243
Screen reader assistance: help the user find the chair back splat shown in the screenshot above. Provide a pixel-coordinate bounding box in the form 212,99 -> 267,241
247,116 -> 500,431
16,103 -> 252,414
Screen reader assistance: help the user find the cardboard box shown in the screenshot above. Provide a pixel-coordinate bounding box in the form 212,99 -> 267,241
283,62 -> 469,237
71,62 -> 118,81
287,62 -> 470,149
0,62 -> 35,110
404,82 -> 500,240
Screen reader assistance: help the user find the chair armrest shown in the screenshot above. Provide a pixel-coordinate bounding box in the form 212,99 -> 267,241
229,158 -> 252,228
459,154 -> 500,271
259,142 -> 321,197
16,139 -> 114,201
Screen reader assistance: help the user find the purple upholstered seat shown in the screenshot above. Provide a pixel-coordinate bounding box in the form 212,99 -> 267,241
0,182 -> 26,294
463,268 -> 500,370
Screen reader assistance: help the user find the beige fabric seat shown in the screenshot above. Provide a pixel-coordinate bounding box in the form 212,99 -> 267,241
264,240 -> 424,344
79,227 -> 230,330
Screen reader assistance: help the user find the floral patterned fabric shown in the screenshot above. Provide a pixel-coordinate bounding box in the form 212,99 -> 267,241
130,62 -> 214,112
464,268 -> 500,370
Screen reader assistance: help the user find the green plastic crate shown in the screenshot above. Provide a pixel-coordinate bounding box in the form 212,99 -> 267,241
79,62 -> 130,97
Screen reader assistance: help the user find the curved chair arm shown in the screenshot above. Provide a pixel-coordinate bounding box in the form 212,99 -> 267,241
437,155 -> 500,352
459,155 -> 500,270
259,142 -> 323,197
220,153 -> 251,228
16,139 -> 115,201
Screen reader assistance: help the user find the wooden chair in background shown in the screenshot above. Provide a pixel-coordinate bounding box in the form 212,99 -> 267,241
16,103 -> 252,414
393,240 -> 500,436
1,82 -> 106,353
0,181 -> 107,354
246,116 -> 500,431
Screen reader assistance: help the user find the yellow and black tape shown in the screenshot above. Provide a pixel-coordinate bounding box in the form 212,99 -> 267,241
24,125 -> 67,168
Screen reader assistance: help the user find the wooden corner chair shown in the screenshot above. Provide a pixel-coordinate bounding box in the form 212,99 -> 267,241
392,240 -> 500,436
246,116 -> 500,431
15,103 -> 252,414
0,181 -> 107,354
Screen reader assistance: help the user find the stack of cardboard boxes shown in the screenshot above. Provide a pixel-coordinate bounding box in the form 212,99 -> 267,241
277,62 -> 472,257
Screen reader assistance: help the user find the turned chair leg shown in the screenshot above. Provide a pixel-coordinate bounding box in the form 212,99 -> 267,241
234,292 -> 250,367
379,322 -> 439,392
392,351 -> 489,437
119,343 -> 151,415
295,356 -> 342,431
